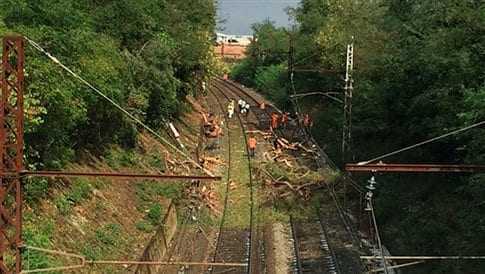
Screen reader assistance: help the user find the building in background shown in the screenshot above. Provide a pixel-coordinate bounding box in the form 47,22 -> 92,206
214,33 -> 254,60
216,33 -> 254,46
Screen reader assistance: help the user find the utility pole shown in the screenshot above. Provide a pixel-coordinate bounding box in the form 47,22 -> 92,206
342,39 -> 354,163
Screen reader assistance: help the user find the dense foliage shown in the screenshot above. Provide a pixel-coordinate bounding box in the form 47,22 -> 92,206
0,0 -> 217,168
231,0 -> 485,273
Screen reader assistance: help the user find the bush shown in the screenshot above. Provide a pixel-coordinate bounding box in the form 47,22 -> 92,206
66,178 -> 93,204
147,204 -> 163,225
54,178 -> 93,215
135,220 -> 154,232
254,64 -> 288,106
230,59 -> 257,87
95,223 -> 122,245
136,181 -> 182,208
55,195 -> 72,215
24,178 -> 50,204
23,217 -> 55,270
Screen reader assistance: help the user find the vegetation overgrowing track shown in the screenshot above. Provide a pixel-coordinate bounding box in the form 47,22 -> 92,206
157,95 -> 222,274
208,82 -> 255,274
215,78 -> 364,273
290,102 -> 363,273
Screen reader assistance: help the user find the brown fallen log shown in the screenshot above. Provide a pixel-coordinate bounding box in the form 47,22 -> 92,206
246,130 -> 272,136
295,181 -> 326,191
203,156 -> 224,165
276,158 -> 294,168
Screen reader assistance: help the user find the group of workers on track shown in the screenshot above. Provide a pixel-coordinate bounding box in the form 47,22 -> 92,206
270,111 -> 313,131
205,96 -> 313,158
226,99 -> 251,118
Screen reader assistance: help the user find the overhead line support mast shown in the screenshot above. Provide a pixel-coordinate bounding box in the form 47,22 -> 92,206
0,35 -> 25,274
342,40 -> 354,163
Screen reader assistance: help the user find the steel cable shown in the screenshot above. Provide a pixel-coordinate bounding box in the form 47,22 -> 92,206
359,120 -> 485,165
24,36 -> 213,176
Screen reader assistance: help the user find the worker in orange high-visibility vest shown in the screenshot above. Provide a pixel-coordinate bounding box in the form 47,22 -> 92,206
271,113 -> 279,131
303,114 -> 313,128
281,112 -> 289,128
248,135 -> 257,157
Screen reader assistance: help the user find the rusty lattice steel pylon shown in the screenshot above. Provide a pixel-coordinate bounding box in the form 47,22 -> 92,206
0,35 -> 25,273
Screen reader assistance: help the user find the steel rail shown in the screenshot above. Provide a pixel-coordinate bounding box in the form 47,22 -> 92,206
218,78 -> 365,272
215,78 -> 282,115
316,207 -> 342,274
211,81 -> 255,274
207,83 -> 234,273
219,78 -> 349,273
287,81 -> 362,271
289,215 -> 304,274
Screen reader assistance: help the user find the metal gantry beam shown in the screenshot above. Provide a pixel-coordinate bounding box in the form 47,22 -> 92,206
0,35 -> 25,274
0,34 -> 221,274
290,91 -> 343,104
345,163 -> 485,173
20,171 -> 221,181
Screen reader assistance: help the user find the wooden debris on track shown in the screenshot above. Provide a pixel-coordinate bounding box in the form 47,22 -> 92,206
247,130 -> 273,139
255,135 -> 339,201
256,161 -> 334,201
186,182 -> 221,216
199,156 -> 225,173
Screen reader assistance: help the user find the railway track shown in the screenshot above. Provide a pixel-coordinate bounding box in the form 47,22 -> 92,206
214,78 -> 364,273
213,79 -> 274,274
290,214 -> 339,274
288,93 -> 363,273
207,82 -> 255,274
156,92 -> 228,274
214,78 -> 277,131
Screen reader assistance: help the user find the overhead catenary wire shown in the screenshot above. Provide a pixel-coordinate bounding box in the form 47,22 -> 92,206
24,36 -> 213,177
360,120 -> 485,165
288,42 -> 366,194
290,91 -> 343,104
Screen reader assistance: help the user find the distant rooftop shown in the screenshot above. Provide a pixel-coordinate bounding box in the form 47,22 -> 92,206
216,33 -> 254,46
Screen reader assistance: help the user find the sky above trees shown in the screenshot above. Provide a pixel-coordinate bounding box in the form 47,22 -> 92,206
217,0 -> 299,35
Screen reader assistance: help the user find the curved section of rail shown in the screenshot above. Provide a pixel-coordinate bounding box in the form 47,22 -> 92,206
214,77 -> 364,273
206,85 -> 235,273
209,81 -> 255,274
